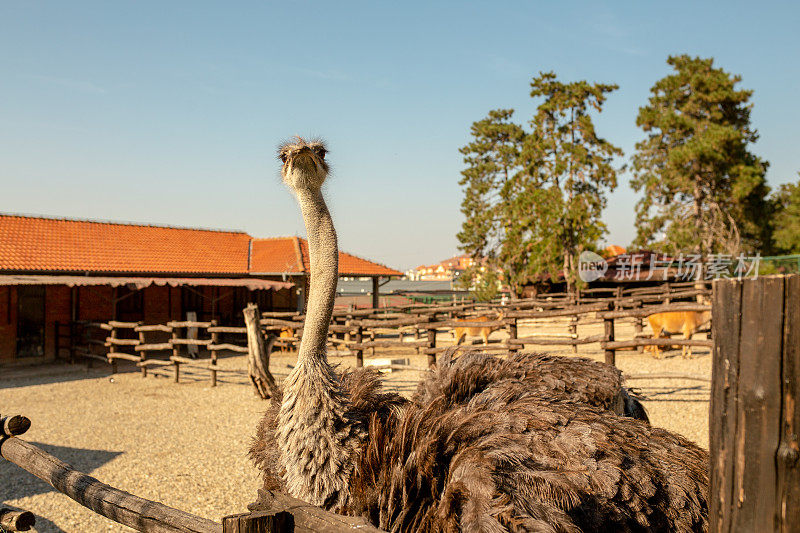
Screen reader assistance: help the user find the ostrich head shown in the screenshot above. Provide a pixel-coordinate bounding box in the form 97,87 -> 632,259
279,137 -> 329,191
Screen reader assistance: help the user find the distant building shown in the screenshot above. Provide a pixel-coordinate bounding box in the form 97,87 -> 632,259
0,213 -> 400,364
410,254 -> 474,281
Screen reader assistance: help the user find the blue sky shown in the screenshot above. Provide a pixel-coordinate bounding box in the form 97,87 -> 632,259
1,1 -> 798,270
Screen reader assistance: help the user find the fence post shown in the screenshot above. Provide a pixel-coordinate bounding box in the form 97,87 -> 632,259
109,325 -> 118,375
603,302 -> 615,366
210,320 -> 218,387
426,328 -> 437,368
0,507 -> 36,532
710,274 -> 799,532
222,511 -> 293,532
355,325 -> 364,368
633,301 -> 644,353
569,316 -> 578,354
508,317 -> 519,353
137,325 -> 147,377
171,326 -> 180,384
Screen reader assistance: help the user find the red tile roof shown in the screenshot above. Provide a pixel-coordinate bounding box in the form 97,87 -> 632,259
0,214 -> 402,278
0,214 -> 251,274
251,237 -> 402,277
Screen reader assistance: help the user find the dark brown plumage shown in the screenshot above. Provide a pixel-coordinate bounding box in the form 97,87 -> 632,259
251,352 -> 707,532
415,349 -> 649,423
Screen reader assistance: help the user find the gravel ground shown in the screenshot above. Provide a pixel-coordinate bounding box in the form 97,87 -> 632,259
1,318 -> 710,532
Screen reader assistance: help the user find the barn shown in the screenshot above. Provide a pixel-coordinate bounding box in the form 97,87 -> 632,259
0,214 -> 400,364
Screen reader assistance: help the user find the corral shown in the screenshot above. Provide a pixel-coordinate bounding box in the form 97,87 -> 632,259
2,275 -> 797,532
2,285 -> 714,532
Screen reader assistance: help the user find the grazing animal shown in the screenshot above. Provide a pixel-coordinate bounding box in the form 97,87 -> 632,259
452,311 -> 505,345
250,137 -> 708,532
278,327 -> 294,353
647,299 -> 711,358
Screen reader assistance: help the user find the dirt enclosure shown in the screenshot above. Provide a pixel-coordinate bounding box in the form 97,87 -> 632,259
1,318 -> 710,532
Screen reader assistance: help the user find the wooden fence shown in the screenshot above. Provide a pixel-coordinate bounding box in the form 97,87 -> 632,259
60,282 -> 713,385
0,413 -> 385,533
710,274 -> 799,531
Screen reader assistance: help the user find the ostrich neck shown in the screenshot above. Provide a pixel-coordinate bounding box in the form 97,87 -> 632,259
276,186 -> 365,509
296,187 -> 338,363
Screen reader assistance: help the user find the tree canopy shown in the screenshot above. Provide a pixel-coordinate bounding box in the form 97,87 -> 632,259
457,73 -> 621,295
630,55 -> 771,257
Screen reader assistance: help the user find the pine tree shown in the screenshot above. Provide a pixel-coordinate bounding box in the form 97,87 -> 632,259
631,55 -> 771,256
521,72 -> 622,293
456,109 -> 529,296
457,74 -> 621,296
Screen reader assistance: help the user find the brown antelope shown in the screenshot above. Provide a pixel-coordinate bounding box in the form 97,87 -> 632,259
278,327 -> 295,353
646,299 -> 711,359
452,311 -> 505,345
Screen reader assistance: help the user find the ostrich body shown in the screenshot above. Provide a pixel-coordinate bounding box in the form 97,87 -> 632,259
252,138 -> 709,532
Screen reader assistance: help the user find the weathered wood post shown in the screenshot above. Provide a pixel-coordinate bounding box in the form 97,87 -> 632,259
371,277 -> 380,309
0,507 -> 35,532
109,324 -> 118,375
426,327 -> 437,368
633,300 -> 645,353
354,325 -> 364,368
244,303 -> 278,399
209,320 -> 218,387
171,324 -> 180,383
222,511 -> 293,532
710,274 -> 799,532
137,326 -> 147,377
603,302 -> 615,366
569,316 -> 578,354
508,316 -> 520,354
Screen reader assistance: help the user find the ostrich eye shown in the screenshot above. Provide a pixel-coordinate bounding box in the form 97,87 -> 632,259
314,148 -> 327,159
279,153 -> 288,163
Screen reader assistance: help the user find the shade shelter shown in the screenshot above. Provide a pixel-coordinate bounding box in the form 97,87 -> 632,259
0,214 -> 399,364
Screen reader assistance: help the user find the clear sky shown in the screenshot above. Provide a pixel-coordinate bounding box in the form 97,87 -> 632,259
1,1 -> 798,271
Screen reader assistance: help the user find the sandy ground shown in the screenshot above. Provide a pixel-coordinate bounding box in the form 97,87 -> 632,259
1,318 -> 710,532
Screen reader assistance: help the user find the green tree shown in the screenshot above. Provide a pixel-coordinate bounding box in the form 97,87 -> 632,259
521,72 -> 622,293
457,109 -> 529,296
772,175 -> 800,253
455,263 -> 501,302
631,55 -> 771,257
457,73 -> 621,295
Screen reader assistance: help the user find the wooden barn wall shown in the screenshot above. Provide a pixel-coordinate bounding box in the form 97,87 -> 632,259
44,285 -> 70,360
0,287 -> 16,360
143,285 -> 171,324
77,286 -> 114,321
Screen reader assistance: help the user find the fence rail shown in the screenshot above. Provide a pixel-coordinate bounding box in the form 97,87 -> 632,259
0,413 -> 387,533
59,281 -> 713,387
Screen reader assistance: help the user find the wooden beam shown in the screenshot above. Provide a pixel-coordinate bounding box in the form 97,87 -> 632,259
0,508 -> 35,532
1,437 -> 221,533
241,490 -> 385,533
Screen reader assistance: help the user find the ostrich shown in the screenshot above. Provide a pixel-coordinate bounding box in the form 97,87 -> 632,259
251,137 -> 709,532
